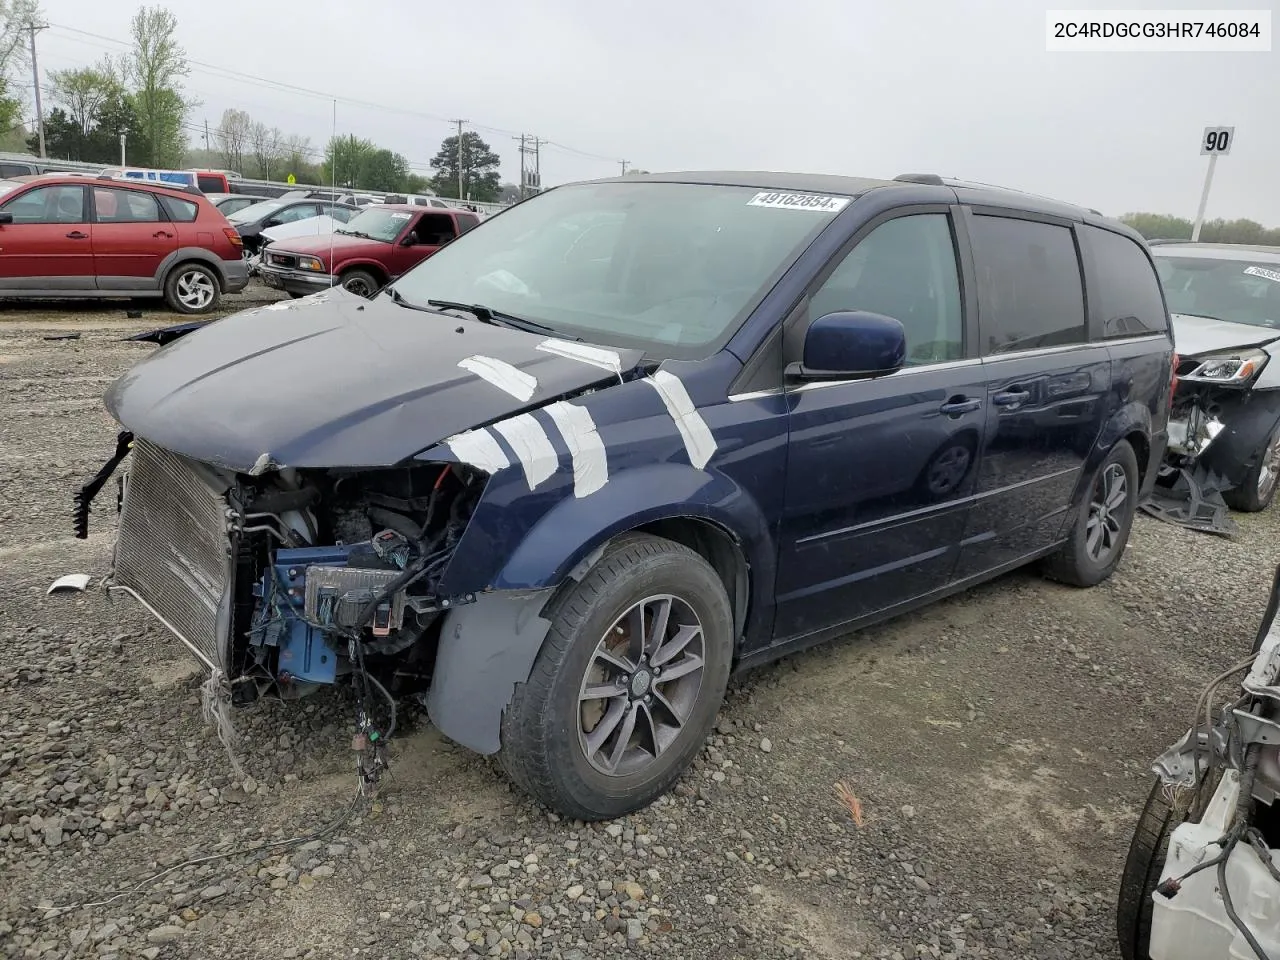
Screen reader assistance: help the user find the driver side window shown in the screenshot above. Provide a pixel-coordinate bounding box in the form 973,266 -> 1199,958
808,213 -> 963,365
2,184 -> 87,224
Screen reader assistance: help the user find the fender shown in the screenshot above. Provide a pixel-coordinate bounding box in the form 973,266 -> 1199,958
333,257 -> 390,281
438,460 -> 776,606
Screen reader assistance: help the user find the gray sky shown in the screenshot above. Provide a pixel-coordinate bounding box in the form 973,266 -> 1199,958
36,0 -> 1279,223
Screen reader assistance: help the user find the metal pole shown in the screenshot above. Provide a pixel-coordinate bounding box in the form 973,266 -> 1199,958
452,119 -> 467,200
620,160 -> 628,175
514,134 -> 526,199
27,24 -> 46,158
1191,153 -> 1218,242
119,132 -> 126,166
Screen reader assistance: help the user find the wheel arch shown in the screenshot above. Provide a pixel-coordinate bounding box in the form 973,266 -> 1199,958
157,248 -> 226,289
336,260 -> 388,285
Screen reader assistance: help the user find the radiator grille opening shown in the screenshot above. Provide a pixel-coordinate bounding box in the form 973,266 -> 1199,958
112,439 -> 234,671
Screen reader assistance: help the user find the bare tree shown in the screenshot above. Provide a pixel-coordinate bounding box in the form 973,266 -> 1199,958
214,107 -> 250,173
249,120 -> 282,180
0,0 -> 40,81
281,132 -> 312,171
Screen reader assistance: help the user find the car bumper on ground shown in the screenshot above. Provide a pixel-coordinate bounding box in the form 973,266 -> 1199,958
257,263 -> 335,297
222,257 -> 250,294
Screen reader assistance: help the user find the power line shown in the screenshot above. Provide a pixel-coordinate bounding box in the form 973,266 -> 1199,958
44,22 -> 627,168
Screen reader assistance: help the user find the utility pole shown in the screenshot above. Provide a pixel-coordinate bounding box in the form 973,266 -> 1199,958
119,133 -> 126,166
514,134 -> 527,199
620,160 -> 628,175
203,119 -> 210,152
451,118 -> 467,200
532,137 -> 545,197
26,22 -> 47,158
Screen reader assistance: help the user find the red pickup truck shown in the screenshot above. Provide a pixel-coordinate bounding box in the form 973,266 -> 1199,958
257,205 -> 481,298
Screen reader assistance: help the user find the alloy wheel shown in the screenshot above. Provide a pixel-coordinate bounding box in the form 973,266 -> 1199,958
175,270 -> 215,311
577,594 -> 706,777
1257,431 -> 1280,501
1086,462 -> 1128,563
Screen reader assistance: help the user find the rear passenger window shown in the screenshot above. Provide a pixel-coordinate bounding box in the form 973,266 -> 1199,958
1082,226 -> 1169,337
157,194 -> 199,222
456,213 -> 479,234
808,213 -> 964,365
970,215 -> 1086,354
94,187 -> 161,223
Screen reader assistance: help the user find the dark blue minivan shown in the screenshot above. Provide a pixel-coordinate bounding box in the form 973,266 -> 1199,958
80,171 -> 1175,819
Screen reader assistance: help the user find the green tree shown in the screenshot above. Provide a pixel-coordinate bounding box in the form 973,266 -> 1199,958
1120,212 -> 1193,240
358,148 -> 409,191
1121,212 -> 1280,246
322,134 -> 374,188
127,5 -> 191,166
429,131 -> 501,202
49,63 -> 121,137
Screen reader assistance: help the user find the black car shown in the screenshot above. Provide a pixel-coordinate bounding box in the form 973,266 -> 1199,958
225,198 -> 359,254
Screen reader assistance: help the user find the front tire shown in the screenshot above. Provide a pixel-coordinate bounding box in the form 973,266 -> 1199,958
499,534 -> 733,821
1044,440 -> 1139,587
340,268 -> 381,299
164,263 -> 221,315
1223,421 -> 1280,513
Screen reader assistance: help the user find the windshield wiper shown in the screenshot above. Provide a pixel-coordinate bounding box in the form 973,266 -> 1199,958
339,229 -> 374,240
425,299 -> 573,338
384,286 -> 436,313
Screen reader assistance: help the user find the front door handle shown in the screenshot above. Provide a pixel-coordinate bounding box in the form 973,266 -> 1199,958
939,397 -> 982,416
65,230 -> 88,240
992,389 -> 1032,407
153,230 -> 173,239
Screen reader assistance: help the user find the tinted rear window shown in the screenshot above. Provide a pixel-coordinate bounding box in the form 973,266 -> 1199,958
456,213 -> 479,234
1083,226 -> 1169,338
158,194 -> 199,222
970,215 -> 1087,355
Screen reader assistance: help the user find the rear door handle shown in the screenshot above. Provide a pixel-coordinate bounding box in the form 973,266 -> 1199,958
65,230 -> 88,240
992,389 -> 1031,407
939,397 -> 982,416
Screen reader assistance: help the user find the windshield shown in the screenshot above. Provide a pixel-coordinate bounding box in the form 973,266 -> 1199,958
338,207 -> 414,242
228,200 -> 284,223
1156,255 -> 1280,329
389,181 -> 846,358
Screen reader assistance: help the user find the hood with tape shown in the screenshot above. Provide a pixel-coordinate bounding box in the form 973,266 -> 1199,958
107,288 -> 649,471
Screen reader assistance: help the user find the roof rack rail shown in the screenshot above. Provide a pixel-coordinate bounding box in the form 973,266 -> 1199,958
893,173 -> 944,185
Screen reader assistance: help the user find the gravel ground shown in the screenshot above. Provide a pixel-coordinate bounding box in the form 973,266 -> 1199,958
3,289 -> 1277,960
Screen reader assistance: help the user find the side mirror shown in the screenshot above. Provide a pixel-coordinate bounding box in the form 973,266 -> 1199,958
787,310 -> 907,381
401,233 -> 417,247
0,212 -> 12,225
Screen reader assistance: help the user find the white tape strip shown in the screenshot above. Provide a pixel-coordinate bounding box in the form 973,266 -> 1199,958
543,401 -> 608,498
444,428 -> 509,474
493,413 -> 558,490
536,339 -> 623,378
644,370 -> 717,469
458,355 -> 537,402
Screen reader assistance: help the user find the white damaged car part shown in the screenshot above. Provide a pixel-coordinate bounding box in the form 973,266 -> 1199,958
1117,564 -> 1280,960
1142,244 -> 1280,535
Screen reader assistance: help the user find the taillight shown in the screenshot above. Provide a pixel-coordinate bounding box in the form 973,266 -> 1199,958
223,227 -> 242,248
1170,352 -> 1179,407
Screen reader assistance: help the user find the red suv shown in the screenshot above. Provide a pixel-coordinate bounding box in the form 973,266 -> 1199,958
0,174 -> 248,314
256,204 -> 479,298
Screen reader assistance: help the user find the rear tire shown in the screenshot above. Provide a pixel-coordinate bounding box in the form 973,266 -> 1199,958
1223,421 -> 1280,513
340,268 -> 381,299
163,263 -> 221,315
1044,440 -> 1139,587
499,534 -> 733,821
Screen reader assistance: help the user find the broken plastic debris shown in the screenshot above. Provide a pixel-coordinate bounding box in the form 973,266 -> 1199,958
47,574 -> 92,595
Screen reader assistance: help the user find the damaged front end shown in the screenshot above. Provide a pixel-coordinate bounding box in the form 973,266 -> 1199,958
1132,566 -> 1280,960
78,433 -> 490,786
1142,344 -> 1280,536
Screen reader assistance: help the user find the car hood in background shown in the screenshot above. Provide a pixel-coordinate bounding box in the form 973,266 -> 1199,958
1172,312 -> 1280,357
267,232 -> 393,259
105,290 -> 644,472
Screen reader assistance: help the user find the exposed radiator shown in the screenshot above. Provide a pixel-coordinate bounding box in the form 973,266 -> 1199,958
111,438 -> 235,672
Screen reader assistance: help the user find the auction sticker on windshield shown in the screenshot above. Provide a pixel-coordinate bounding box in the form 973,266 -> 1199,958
1245,265 -> 1280,284
747,191 -> 851,213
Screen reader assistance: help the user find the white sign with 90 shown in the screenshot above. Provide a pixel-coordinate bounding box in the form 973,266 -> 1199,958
1201,126 -> 1235,156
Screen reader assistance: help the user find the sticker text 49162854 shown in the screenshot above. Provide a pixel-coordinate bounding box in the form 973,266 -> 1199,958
747,191 -> 851,213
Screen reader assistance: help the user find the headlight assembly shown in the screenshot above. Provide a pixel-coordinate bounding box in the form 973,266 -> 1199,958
297,257 -> 325,272
1180,348 -> 1269,386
